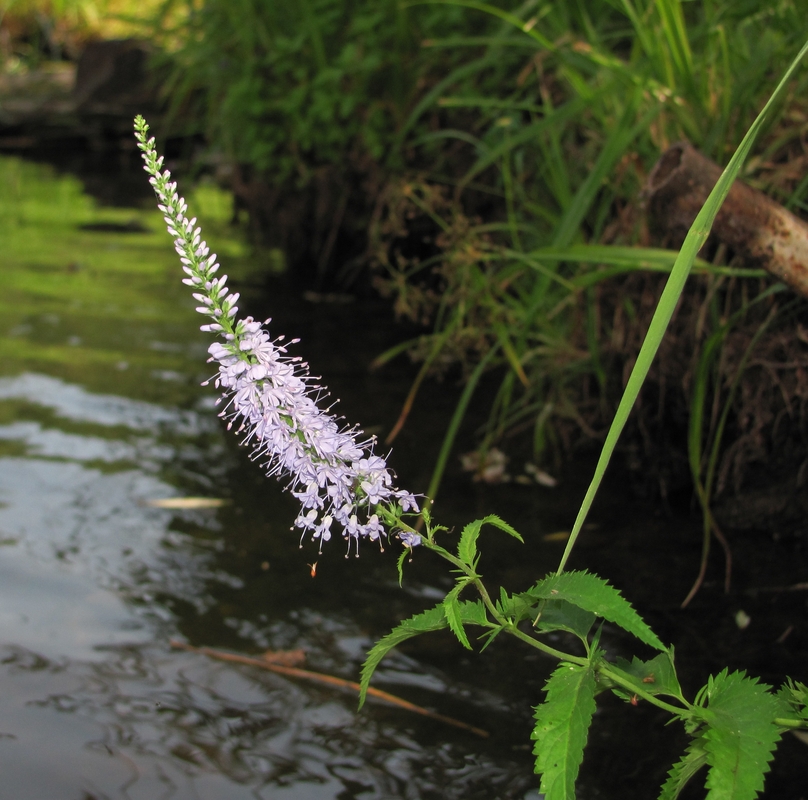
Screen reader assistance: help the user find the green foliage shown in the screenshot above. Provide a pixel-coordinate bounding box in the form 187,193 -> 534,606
523,570 -> 665,652
359,601 -> 450,708
779,680 -> 808,722
355,38 -> 808,784
612,652 -> 683,702
154,0 -> 508,183
659,735 -> 709,800
359,596 -> 490,707
532,598 -> 596,642
532,662 -> 597,800
456,513 -> 521,566
369,0 -> 808,520
443,580 -> 474,649
698,671 -> 787,800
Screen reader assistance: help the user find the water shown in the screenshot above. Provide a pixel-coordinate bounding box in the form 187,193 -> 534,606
0,155 -> 539,799
1,154 -> 805,800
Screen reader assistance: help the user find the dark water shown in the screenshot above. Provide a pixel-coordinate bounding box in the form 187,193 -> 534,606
0,155 -> 805,799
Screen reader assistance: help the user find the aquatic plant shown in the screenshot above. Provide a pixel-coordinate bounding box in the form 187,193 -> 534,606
135,115 -> 419,552
135,54 -> 808,794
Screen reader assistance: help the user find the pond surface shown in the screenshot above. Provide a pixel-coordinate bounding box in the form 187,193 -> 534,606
0,154 -> 805,800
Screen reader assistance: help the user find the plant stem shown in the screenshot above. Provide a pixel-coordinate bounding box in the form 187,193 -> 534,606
596,664 -> 689,716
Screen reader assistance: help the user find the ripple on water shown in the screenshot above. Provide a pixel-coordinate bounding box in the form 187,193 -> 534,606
0,372 -> 535,799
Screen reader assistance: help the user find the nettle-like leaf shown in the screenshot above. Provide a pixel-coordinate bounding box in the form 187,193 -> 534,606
778,679 -> 808,722
457,514 -> 522,566
396,546 -> 410,586
613,652 -> 684,701
359,602 -> 448,708
359,599 -> 493,707
443,581 -> 474,650
496,587 -> 535,623
659,734 -> 709,800
535,599 -> 597,642
700,670 -> 787,800
458,598 -> 489,627
532,662 -> 597,800
524,571 -> 665,651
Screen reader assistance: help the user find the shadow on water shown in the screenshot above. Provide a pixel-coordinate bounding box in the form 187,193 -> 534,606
0,154 -> 805,799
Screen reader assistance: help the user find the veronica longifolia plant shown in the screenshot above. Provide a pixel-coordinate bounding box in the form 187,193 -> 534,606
135,105 -> 807,800
134,116 -> 419,553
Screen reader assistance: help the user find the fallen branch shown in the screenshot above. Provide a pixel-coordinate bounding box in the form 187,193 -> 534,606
169,639 -> 489,738
646,142 -> 808,298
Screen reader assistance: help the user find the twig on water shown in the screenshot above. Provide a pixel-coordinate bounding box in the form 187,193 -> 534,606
169,640 -> 489,738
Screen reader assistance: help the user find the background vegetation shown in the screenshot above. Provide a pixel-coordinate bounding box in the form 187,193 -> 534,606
4,0 -> 808,560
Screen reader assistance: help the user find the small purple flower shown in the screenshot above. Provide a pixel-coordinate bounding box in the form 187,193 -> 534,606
135,116 -> 420,553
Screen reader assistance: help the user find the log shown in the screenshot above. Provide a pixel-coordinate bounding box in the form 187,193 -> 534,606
645,142 -> 808,298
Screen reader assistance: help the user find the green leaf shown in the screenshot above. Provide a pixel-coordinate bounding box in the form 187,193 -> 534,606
659,735 -> 709,800
458,599 -> 490,627
701,670 -> 786,800
613,652 -> 684,701
534,599 -> 596,642
396,547 -> 409,586
457,514 -> 523,566
359,602 -> 448,708
443,582 -> 473,650
778,680 -> 808,721
524,571 -> 665,651
532,662 -> 597,800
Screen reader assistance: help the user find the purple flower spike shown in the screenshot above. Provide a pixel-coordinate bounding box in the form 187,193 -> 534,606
135,116 -> 420,553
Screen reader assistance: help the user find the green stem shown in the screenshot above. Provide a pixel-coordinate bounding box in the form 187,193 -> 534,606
774,717 -> 808,730
505,621 -> 589,665
596,664 -> 689,716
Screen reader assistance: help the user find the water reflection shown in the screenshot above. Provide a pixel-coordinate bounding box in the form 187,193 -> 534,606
0,156 -> 534,799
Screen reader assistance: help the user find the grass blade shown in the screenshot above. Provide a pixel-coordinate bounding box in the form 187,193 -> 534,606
556,38 -> 808,574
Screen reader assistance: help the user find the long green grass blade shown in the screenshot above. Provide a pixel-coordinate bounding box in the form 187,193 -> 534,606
425,344 -> 500,503
556,38 -> 808,574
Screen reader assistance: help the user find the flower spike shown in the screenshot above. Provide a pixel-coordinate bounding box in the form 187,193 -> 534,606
134,116 -> 419,552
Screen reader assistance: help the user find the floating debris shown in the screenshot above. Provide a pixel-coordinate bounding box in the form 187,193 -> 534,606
145,497 -> 229,509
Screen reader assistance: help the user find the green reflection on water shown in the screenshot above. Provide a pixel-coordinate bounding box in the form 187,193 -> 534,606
0,155 -> 260,406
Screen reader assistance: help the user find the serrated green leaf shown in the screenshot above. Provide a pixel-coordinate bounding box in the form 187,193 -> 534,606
535,599 -> 596,642
701,670 -> 786,800
778,680 -> 808,721
613,652 -> 683,700
659,735 -> 709,800
497,588 -> 535,623
396,547 -> 409,586
457,514 -> 523,565
459,599 -> 490,627
532,662 -> 597,800
457,519 -> 484,565
359,602 -> 448,708
524,571 -> 665,651
444,582 -> 473,650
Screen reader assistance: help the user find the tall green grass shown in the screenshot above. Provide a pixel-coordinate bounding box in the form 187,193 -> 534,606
371,1 -> 808,547
150,0 -> 515,180
148,0 -> 808,594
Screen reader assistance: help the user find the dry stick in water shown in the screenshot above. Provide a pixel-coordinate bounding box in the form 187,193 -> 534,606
170,640 -> 489,738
